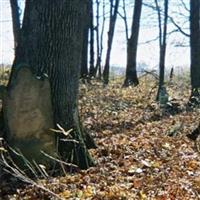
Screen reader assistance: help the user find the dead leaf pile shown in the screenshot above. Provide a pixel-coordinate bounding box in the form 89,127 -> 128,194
2,76 -> 200,199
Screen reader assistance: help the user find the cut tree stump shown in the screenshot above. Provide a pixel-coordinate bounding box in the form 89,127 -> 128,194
3,66 -> 56,166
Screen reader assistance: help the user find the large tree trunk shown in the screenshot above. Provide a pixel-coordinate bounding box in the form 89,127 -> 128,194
123,0 -> 142,87
190,0 -> 200,94
9,0 -> 21,50
103,0 -> 120,85
7,0 -> 95,169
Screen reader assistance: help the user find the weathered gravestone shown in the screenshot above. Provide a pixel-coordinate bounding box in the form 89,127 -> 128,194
3,66 -> 56,166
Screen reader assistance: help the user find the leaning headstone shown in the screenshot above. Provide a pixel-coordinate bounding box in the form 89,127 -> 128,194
3,66 -> 56,166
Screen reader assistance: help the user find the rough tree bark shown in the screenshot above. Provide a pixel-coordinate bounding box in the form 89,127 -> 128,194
190,0 -> 200,96
123,0 -> 142,87
7,0 -> 95,169
103,0 -> 120,85
81,1 -> 90,79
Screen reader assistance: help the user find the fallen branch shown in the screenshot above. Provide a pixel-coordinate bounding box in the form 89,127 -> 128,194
0,150 -> 64,200
139,70 -> 159,80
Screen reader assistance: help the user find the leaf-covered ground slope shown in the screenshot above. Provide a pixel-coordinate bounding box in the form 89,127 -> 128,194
3,76 -> 200,199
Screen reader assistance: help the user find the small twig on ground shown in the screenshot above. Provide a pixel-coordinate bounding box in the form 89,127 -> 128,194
41,151 -> 78,169
0,149 -> 64,200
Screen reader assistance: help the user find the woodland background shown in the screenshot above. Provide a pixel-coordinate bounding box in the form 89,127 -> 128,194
0,0 -> 200,199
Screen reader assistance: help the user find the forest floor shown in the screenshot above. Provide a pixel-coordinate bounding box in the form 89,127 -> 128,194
1,75 -> 200,200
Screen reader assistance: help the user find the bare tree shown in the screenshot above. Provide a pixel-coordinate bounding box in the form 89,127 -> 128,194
81,0 -> 90,79
89,0 -> 96,77
95,0 -> 101,78
97,0 -> 106,79
123,0 -> 143,87
155,0 -> 169,100
103,0 -> 120,85
118,0 -> 128,41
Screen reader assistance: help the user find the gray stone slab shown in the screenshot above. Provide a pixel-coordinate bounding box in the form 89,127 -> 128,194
4,66 -> 56,165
